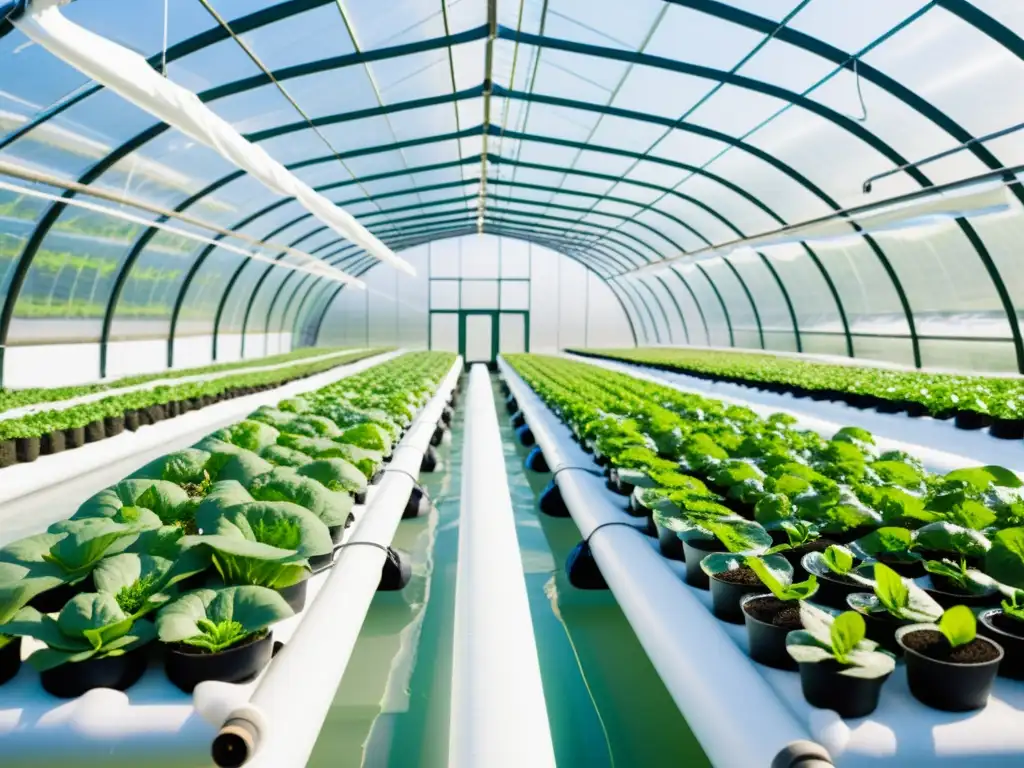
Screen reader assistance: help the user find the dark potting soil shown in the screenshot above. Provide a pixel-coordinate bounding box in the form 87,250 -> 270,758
716,566 -> 761,586
990,612 -> 1024,639
170,629 -> 268,656
744,596 -> 802,629
902,629 -> 1000,664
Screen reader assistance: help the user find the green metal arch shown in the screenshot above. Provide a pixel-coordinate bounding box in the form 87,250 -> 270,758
693,264 -> 735,347
653,275 -> 690,345
671,266 -> 712,345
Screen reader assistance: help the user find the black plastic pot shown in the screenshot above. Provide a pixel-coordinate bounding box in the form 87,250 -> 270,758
64,426 -> 86,448
16,436 -> 40,463
848,597 -> 913,655
329,523 -> 347,545
606,469 -> 633,497
277,578 -> 309,613
84,419 -> 105,443
742,594 -> 799,670
990,417 -> 1024,440
923,575 -> 1000,610
40,647 -> 149,698
797,659 -> 890,718
978,609 -> 1024,681
354,489 -> 367,505
872,553 -> 925,579
164,631 -> 273,693
0,439 -> 16,468
105,415 -> 125,437
0,637 -> 21,686
682,538 -> 726,589
505,394 -> 518,414
125,410 -> 142,431
801,560 -> 864,610
875,398 -> 904,414
709,568 -> 764,624
955,409 -> 993,430
510,411 -> 526,429
40,429 -> 66,455
897,627 -> 1003,711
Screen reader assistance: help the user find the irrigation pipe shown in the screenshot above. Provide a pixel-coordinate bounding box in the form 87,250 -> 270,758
212,356 -> 463,768
448,364 -> 555,768
498,356 -> 833,768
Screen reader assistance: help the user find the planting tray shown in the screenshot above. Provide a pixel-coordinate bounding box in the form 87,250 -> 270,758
0,356 -> 461,768
501,356 -> 1024,767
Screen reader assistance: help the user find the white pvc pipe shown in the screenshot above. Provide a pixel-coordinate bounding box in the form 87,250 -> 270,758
448,365 -> 555,768
498,357 -> 830,768
221,357 -> 463,768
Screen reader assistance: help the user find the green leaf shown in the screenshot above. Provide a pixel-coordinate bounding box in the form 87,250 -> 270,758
870,562 -> 943,622
851,527 -> 915,559
296,458 -> 367,494
260,444 -> 313,468
247,467 -> 353,527
156,585 -> 294,652
938,605 -> 976,648
129,449 -> 211,484
822,545 -> 854,575
914,522 -> 991,557
984,527 -> 1024,589
0,561 -> 65,624
214,451 -> 274,487
831,611 -> 866,664
945,466 -> 1022,492
745,556 -> 817,601
702,518 -> 772,553
754,493 -> 792,525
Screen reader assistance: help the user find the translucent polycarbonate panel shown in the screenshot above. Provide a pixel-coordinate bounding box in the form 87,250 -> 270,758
789,0 -> 932,52
725,252 -> 799,352
661,269 -> 710,346
429,312 -> 459,353
461,280 -> 499,309
429,239 -> 460,277
966,212 -> 1024,340
344,0 -> 450,47
318,287 -> 368,348
672,265 -> 729,347
108,229 -> 206,341
499,238 -> 531,277
919,338 -> 1019,374
870,220 -> 1013,342
499,312 -> 527,354
760,244 -> 846,337
850,335 -> 916,368
805,238 -> 910,335
430,279 -> 459,310
637,276 -> 685,346
175,247 -> 246,339
865,5 -> 1024,141
461,241 -> 499,277
545,0 -> 666,50
500,281 -> 530,311
697,259 -> 762,349
8,195 -> 169,343
634,200 -> 733,248
801,332 -> 852,359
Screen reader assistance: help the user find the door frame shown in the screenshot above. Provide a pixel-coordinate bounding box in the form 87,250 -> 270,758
429,309 -> 530,361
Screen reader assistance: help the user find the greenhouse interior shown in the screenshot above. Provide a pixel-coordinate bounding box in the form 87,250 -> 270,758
3,0 -> 1024,766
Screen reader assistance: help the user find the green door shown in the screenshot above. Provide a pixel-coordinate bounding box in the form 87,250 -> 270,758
429,310 -> 529,362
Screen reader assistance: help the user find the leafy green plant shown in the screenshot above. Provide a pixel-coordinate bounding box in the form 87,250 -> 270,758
923,558 -> 994,595
92,550 -> 207,618
745,556 -> 818,601
848,562 -> 943,623
156,586 -> 293,653
1,592 -> 157,671
785,602 -> 895,677
985,527 -> 1024,589
188,501 -> 333,589
1000,589 -> 1024,624
937,605 -> 976,648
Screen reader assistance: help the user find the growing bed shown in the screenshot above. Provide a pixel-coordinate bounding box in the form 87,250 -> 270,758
501,353 -> 1024,767
0,351 -> 460,768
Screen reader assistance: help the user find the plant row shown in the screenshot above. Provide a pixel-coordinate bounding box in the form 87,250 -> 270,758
0,345 -> 361,415
0,351 -> 456,698
505,353 -> 1024,717
570,347 -> 1024,439
0,349 -> 391,467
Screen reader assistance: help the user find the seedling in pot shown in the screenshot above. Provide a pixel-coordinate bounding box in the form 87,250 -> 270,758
847,562 -> 943,653
913,521 -> 991,570
976,586 -> 1024,680
800,545 -> 873,609
849,526 -> 923,578
921,557 -> 999,607
701,552 -> 793,624
156,585 -> 294,692
1,592 -> 157,697
0,561 -> 65,685
678,516 -> 772,589
739,557 -> 818,670
786,602 -> 895,718
896,605 -> 1004,712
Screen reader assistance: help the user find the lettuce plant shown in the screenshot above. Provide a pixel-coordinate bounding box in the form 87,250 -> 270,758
0,562 -> 65,650
937,605 -> 977,648
786,602 -> 895,678
296,458 -> 367,495
984,527 -> 1024,589
130,449 -> 212,485
92,550 -> 208,618
2,592 -> 157,671
247,467 -> 353,527
188,501 -> 332,589
75,480 -> 190,527
156,586 -> 293,653
210,420 -> 280,453
847,562 -> 942,623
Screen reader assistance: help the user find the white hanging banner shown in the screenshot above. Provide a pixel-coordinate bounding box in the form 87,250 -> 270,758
13,0 -> 416,276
